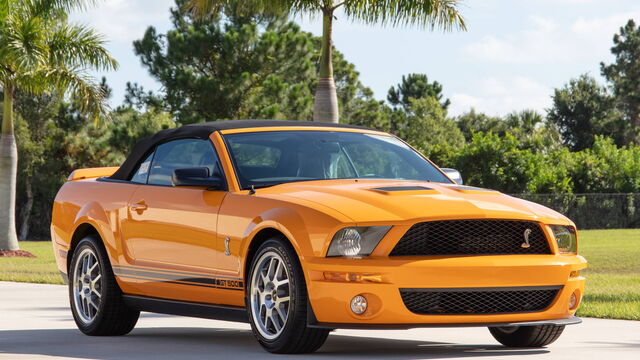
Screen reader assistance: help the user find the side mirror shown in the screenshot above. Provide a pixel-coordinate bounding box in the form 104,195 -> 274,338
172,167 -> 222,189
441,168 -> 464,185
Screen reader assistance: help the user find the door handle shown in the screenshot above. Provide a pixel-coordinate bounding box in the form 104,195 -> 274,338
129,201 -> 148,212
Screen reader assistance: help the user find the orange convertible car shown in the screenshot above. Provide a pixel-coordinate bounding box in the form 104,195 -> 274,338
51,120 -> 587,353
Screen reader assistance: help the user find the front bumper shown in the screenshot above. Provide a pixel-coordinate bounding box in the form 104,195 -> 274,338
304,254 -> 587,326
309,315 -> 582,329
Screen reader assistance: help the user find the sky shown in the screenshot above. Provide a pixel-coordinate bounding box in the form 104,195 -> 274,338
70,0 -> 640,117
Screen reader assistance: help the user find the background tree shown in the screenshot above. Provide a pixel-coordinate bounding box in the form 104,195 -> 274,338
123,82 -> 164,111
392,97 -> 463,164
13,98 -> 176,240
187,0 -> 465,123
134,2 -> 370,124
548,74 -> 622,151
450,132 -> 573,194
456,109 -> 506,141
14,92 -> 59,240
342,94 -> 392,129
505,109 -> 544,134
0,0 -> 117,250
387,73 -> 450,111
571,136 -> 640,193
601,19 -> 640,144
504,110 -> 564,153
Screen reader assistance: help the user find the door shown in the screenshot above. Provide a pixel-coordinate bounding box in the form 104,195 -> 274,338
119,139 -> 231,302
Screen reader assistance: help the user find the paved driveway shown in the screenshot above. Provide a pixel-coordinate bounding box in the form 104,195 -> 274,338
0,282 -> 638,359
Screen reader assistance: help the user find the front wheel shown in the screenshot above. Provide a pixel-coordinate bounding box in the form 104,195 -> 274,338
246,238 -> 329,353
489,325 -> 565,347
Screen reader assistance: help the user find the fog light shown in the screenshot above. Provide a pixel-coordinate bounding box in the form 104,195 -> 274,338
350,295 -> 368,315
569,291 -> 580,310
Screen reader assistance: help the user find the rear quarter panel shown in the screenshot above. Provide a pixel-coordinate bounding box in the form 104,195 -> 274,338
51,179 -> 139,275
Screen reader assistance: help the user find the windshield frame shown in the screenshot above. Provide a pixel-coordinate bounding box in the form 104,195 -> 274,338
221,129 -> 453,190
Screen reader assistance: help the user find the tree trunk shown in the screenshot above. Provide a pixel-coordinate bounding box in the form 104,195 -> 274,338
0,83 -> 19,250
19,176 -> 33,241
313,7 -> 339,123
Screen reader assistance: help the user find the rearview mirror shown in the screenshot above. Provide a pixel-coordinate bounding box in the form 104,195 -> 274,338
441,168 -> 464,185
172,167 -> 222,189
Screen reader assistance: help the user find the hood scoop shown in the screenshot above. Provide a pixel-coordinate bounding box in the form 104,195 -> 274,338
370,185 -> 439,195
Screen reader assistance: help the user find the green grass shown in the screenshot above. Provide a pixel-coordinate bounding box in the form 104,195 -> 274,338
576,229 -> 640,320
0,241 -> 64,284
1,230 -> 639,320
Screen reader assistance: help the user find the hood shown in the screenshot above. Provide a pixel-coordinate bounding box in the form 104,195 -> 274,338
258,179 -> 572,225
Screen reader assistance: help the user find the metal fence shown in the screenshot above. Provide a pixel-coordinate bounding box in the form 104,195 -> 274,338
514,193 -> 640,229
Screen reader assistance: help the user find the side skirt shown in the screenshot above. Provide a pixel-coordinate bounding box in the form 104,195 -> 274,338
122,295 -> 248,323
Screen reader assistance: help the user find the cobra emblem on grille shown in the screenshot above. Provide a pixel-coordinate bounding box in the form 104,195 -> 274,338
521,228 -> 532,248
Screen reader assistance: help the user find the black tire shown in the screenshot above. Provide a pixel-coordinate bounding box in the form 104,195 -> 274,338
246,238 -> 329,354
68,235 -> 140,336
489,325 -> 565,347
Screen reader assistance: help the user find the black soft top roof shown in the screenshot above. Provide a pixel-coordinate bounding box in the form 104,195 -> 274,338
186,119 -> 368,131
109,120 -> 372,180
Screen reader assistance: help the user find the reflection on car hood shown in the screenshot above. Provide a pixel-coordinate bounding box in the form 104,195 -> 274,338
258,179 -> 572,225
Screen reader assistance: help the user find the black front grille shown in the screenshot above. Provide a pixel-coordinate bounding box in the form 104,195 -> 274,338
390,220 -> 551,256
400,286 -> 561,315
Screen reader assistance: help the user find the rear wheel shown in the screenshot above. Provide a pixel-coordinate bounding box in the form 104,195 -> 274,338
489,325 -> 565,347
69,236 -> 139,335
247,238 -> 329,353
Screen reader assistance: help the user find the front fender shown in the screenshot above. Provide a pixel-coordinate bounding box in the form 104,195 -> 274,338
241,207 -> 308,260
218,193 -> 351,278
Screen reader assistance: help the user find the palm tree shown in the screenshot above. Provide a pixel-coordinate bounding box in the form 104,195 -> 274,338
186,0 -> 466,123
0,0 -> 117,251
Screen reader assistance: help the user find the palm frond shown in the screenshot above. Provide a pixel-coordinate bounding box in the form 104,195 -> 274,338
19,65 -> 109,120
343,0 -> 466,30
48,23 -> 118,71
184,0 -> 463,30
285,0 -> 324,14
0,0 -> 9,22
185,0 -> 297,19
0,14 -> 48,72
2,0 -> 112,127
24,0 -> 99,19
184,0 -> 226,18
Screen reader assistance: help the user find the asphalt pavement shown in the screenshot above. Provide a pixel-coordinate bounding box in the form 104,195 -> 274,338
0,281 -> 638,359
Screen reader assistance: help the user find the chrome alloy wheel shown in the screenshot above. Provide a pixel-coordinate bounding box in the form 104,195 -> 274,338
72,248 -> 102,324
250,251 -> 291,340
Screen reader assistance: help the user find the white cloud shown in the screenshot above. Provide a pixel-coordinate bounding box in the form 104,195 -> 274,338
464,11 -> 639,65
465,16 -> 572,64
572,12 -> 639,38
534,0 -> 597,3
66,0 -> 176,105
449,76 -> 552,117
69,0 -> 175,45
449,93 -> 481,115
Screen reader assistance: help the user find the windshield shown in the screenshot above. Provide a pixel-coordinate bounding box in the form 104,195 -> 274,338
224,131 -> 452,189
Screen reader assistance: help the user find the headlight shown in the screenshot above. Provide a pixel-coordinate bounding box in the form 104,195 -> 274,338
326,226 -> 391,257
550,225 -> 577,254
